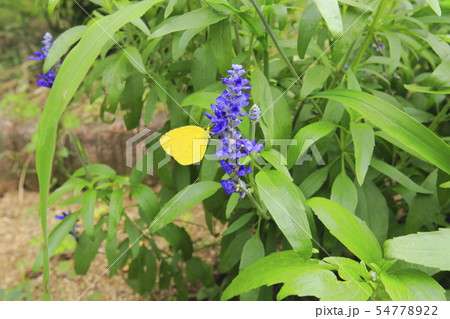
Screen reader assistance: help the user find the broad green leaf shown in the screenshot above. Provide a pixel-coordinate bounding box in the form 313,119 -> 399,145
225,193 -> 240,219
277,269 -> 371,301
33,211 -> 79,272
120,73 -> 144,130
270,87 -> 292,139
164,0 -> 177,18
385,31 -> 402,73
181,83 -> 222,110
350,123 -> 374,185
381,269 -> 445,301
323,257 -> 364,282
307,197 -> 383,265
125,218 -> 141,259
44,25 -> 87,73
192,47 -> 217,90
74,230 -> 106,275
48,180 -> 77,206
288,122 -> 336,168
220,229 -> 252,272
172,27 -> 204,60
431,56 -> 450,88
252,69 -> 273,139
300,65 -> 331,100
355,181 -> 389,243
131,184 -> 159,225
150,182 -> 221,232
222,251 -> 331,300
384,228 -> 450,271
107,189 -> 123,240
273,4 -> 288,30
149,8 -> 228,39
259,149 -> 292,181
424,0 -> 442,16
299,166 -> 329,198
314,90 -> 450,174
440,181 -> 450,188
371,158 -> 433,194
314,0 -> 344,37
256,170 -> 312,258
297,0 -> 321,58
223,213 -> 254,237
209,19 -> 232,75
331,171 -> 357,213
124,46 -> 146,74
239,235 -> 265,300
36,1 -> 163,269
73,163 -> 116,178
81,190 -> 97,240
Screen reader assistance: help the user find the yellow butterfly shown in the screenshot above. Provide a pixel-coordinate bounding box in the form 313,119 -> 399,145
159,125 -> 210,165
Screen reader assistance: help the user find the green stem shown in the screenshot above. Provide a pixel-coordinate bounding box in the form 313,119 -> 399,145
40,199 -> 50,300
245,189 -> 269,220
429,101 -> 450,132
350,0 -> 388,70
250,0 -> 299,79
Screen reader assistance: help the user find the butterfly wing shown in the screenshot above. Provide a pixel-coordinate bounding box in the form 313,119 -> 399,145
159,126 -> 209,165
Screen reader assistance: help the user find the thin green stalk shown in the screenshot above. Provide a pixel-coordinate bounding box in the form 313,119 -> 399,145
40,200 -> 50,300
250,0 -> 299,79
429,101 -> 450,132
351,0 -> 388,70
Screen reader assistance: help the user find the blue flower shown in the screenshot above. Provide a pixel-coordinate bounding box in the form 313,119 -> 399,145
29,32 -> 58,88
205,65 -> 263,198
55,210 -> 80,239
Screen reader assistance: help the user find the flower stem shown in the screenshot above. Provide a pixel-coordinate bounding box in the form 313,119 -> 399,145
250,0 -> 299,79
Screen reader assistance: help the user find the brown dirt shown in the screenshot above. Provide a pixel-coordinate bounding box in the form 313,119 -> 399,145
0,187 -> 224,300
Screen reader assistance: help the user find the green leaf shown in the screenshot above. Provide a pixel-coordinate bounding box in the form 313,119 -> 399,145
225,192 -> 240,219
384,228 -> 450,271
181,89 -> 222,110
381,269 -> 445,301
36,1 -> 163,274
355,181 -> 389,243
126,246 -> 157,294
107,189 -> 123,240
239,235 -> 265,301
385,31 -> 402,73
164,0 -> 177,18
314,0 -> 343,37
33,211 -> 80,272
300,65 -> 331,100
404,85 -> 450,95
192,47 -> 217,90
287,122 -> 336,168
220,229 -> 252,272
125,218 -> 141,259
74,230 -> 106,275
223,213 -> 254,237
277,269 -> 371,301
149,8 -> 228,39
150,182 -> 221,232
209,19 -> 232,75
172,27 -> 204,60
307,197 -> 383,265
120,73 -> 144,130
256,170 -> 312,258
131,184 -> 159,225
331,171 -> 357,213
314,90 -> 450,174
43,25 -> 87,73
259,149 -> 292,181
48,0 -> 61,16
323,257 -> 364,282
431,56 -> 450,88
222,251 -> 331,300
81,190 -> 97,240
270,87 -> 292,139
350,123 -> 374,185
251,69 -> 273,139
124,46 -> 146,74
297,0 -> 321,58
299,166 -> 329,198
424,0 -> 442,16
370,158 -> 434,194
